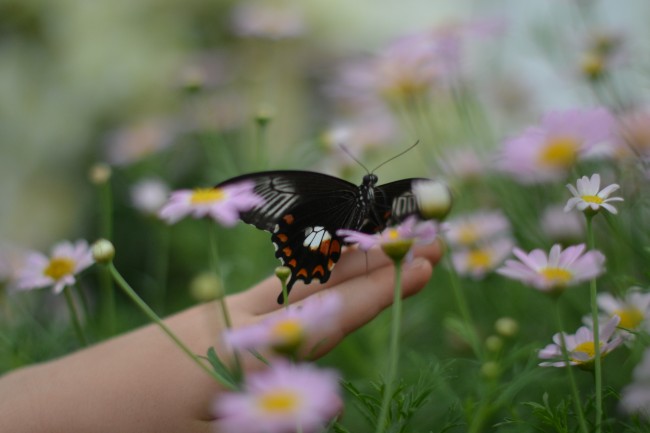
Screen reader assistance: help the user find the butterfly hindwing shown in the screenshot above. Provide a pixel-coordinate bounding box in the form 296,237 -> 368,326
272,215 -> 342,303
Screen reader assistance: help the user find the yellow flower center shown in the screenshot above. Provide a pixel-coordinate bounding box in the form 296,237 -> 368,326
614,307 -> 644,330
581,195 -> 603,204
386,229 -> 400,240
571,341 -> 603,362
43,257 -> 75,280
457,226 -> 478,246
539,136 -> 580,168
258,390 -> 300,414
271,319 -> 304,347
540,267 -> 573,285
467,249 -> 492,269
190,188 -> 226,204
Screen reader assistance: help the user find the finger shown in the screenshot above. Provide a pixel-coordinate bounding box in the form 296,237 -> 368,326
228,242 -> 442,315
300,256 -> 434,358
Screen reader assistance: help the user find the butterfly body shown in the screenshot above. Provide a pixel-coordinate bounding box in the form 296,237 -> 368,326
216,170 -> 426,301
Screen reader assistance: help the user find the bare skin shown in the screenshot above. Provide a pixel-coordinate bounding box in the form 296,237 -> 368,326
0,243 -> 441,433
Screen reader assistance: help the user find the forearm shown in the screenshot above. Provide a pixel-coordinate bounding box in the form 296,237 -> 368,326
0,302 -> 223,433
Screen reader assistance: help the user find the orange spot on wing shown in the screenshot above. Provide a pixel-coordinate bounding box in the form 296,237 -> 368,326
297,268 -> 308,278
328,259 -> 335,270
288,259 -> 297,268
330,240 -> 341,254
312,265 -> 325,278
282,247 -> 293,257
283,214 -> 295,225
277,233 -> 288,242
319,240 -> 331,255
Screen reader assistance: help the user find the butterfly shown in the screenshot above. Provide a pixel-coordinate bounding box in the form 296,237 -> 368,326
216,170 -> 428,302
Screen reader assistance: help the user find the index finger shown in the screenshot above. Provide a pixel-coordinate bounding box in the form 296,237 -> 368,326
228,241 -> 442,315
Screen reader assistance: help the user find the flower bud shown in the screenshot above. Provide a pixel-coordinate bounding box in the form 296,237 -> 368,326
275,266 -> 291,284
190,272 -> 223,302
481,361 -> 500,380
413,180 -> 452,220
485,335 -> 503,352
581,52 -> 605,81
255,104 -> 274,128
495,317 -> 519,337
380,229 -> 414,262
91,239 -> 115,264
89,163 -> 112,185
179,65 -> 205,94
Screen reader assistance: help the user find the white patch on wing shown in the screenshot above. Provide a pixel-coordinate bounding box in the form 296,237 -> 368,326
303,226 -> 332,250
255,177 -> 299,220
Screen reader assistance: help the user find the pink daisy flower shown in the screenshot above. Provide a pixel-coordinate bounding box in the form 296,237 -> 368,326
230,1 -> 306,40
15,240 -> 94,294
445,210 -> 511,248
451,237 -> 514,280
104,118 -> 175,166
496,244 -> 605,293
498,108 -> 615,183
337,216 -> 440,251
538,315 -> 623,368
159,181 -> 263,226
540,205 -> 584,243
564,173 -> 623,215
214,362 -> 341,433
224,293 -> 342,355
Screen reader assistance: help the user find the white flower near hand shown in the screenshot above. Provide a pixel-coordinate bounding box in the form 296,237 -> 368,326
16,240 -> 94,294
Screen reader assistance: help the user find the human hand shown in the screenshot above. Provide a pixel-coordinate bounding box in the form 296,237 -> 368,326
0,242 -> 441,433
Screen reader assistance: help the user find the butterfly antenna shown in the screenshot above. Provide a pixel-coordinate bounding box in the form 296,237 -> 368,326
338,144 -> 370,174
371,140 -> 420,173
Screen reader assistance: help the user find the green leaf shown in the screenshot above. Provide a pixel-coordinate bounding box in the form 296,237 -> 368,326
204,347 -> 239,389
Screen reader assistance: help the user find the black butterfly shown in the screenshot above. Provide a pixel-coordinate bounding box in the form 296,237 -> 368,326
216,170 -> 427,302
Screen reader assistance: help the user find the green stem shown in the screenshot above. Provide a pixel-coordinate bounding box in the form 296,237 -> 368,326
555,303 -> 589,433
281,279 -> 289,310
107,262 -> 231,387
374,260 -> 403,433
154,222 -> 171,314
586,215 -> 602,433
63,286 -> 87,347
73,282 -> 91,322
446,254 -> 482,359
255,118 -> 269,170
99,180 -> 115,335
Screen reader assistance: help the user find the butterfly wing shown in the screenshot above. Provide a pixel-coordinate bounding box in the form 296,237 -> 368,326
369,178 -> 428,230
216,171 -> 362,297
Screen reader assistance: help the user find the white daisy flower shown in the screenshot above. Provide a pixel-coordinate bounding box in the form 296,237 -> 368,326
564,173 -> 623,215
621,348 -> 650,420
15,240 -> 94,294
130,177 -> 170,216
538,315 -> 623,369
584,288 -> 650,343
